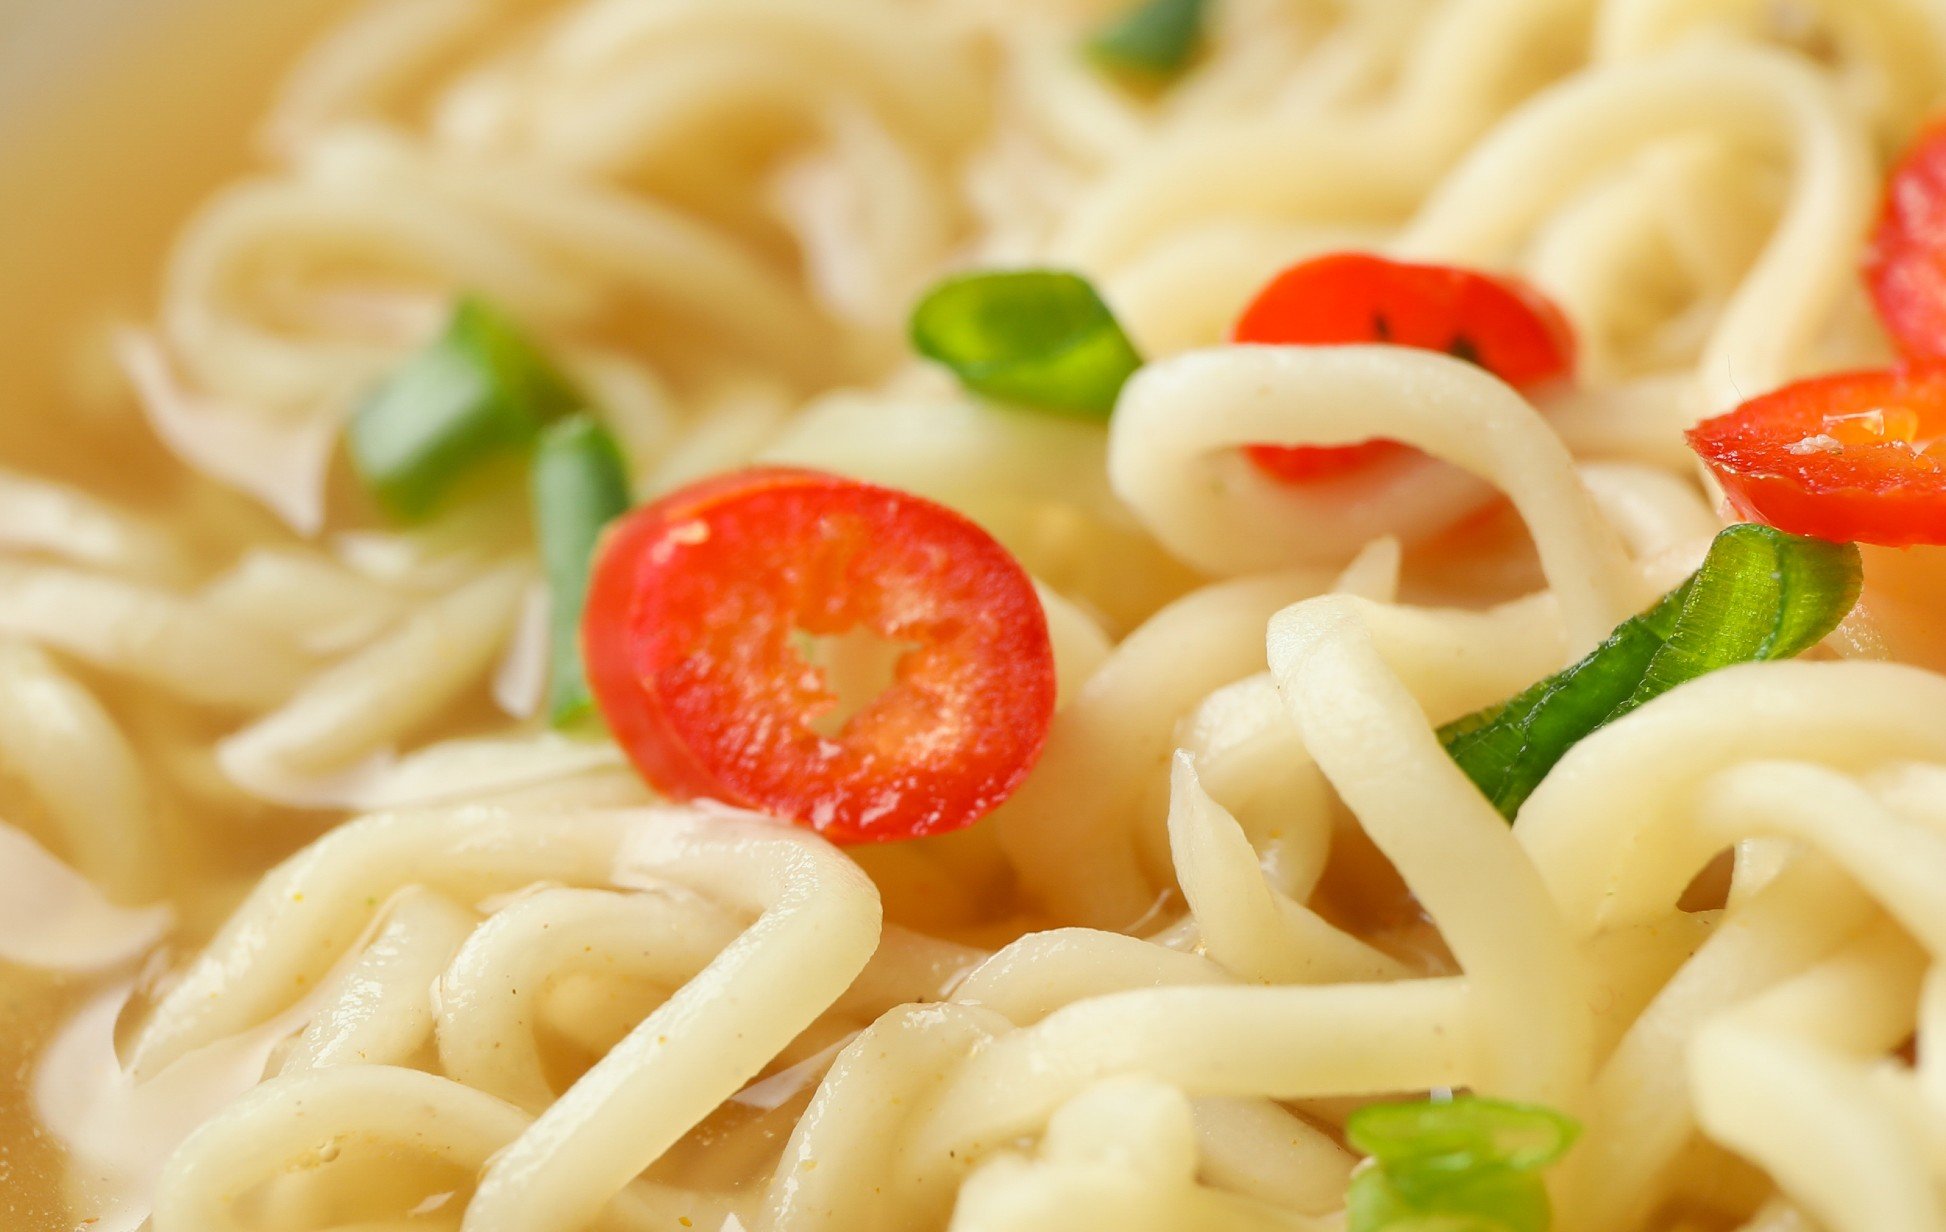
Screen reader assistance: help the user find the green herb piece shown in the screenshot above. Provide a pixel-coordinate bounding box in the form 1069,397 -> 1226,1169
1348,1097 -> 1580,1178
1346,1097 -> 1578,1232
910,270 -> 1143,419
1348,1161 -> 1551,1232
1088,0 -> 1208,81
531,416 -> 632,728
1440,523 -> 1860,819
349,298 -> 582,521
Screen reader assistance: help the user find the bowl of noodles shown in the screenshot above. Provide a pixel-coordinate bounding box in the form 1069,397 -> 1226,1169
5,2 -> 1946,1231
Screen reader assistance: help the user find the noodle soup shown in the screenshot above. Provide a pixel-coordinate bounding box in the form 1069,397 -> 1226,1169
2,1 -> 1945,1230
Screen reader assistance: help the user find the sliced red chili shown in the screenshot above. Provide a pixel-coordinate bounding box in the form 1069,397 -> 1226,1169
1232,253 -> 1576,481
1685,363 -> 1946,547
582,467 -> 1056,842
1865,117 -> 1946,360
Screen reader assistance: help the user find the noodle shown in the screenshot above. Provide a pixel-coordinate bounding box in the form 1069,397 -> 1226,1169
4,0 -> 1946,1229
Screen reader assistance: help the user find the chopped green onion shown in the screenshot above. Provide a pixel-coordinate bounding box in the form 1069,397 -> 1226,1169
350,298 -> 582,521
1348,1159 -> 1551,1232
532,416 -> 632,729
1441,523 -> 1861,820
1346,1097 -> 1578,1232
1348,1097 -> 1580,1177
910,270 -> 1143,419
1088,0 -> 1208,81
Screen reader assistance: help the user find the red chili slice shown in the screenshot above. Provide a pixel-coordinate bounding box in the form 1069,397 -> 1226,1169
1231,253 -> 1576,481
1685,363 -> 1946,547
1865,117 -> 1946,360
582,466 -> 1056,843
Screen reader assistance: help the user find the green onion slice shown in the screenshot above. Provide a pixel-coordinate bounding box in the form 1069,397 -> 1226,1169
1348,1097 -> 1580,1177
532,416 -> 632,729
1345,1097 -> 1578,1232
1348,1161 -> 1551,1232
1088,0 -> 1208,81
350,298 -> 582,521
910,270 -> 1143,419
1440,523 -> 1861,820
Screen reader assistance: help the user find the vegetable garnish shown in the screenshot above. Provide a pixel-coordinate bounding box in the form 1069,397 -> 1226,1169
910,270 -> 1143,419
1346,1096 -> 1579,1232
582,467 -> 1057,843
1441,523 -> 1861,820
349,298 -> 582,520
1087,0 -> 1207,82
532,416 -> 632,728
1232,253 -> 1576,481
1865,117 -> 1946,360
1685,364 -> 1946,547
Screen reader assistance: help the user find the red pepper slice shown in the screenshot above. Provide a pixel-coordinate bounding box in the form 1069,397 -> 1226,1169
1685,364 -> 1946,547
1865,118 -> 1946,360
1231,253 -> 1576,481
582,467 -> 1056,842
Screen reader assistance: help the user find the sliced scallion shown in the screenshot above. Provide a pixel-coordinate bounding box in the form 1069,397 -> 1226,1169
910,270 -> 1143,419
1346,1096 -> 1578,1232
532,415 -> 632,729
1349,1160 -> 1550,1232
349,298 -> 581,521
1441,523 -> 1861,820
1348,1097 -> 1581,1177
1088,0 -> 1208,82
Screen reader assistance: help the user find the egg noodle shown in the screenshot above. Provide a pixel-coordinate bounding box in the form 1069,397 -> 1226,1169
7,0 -> 1946,1230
